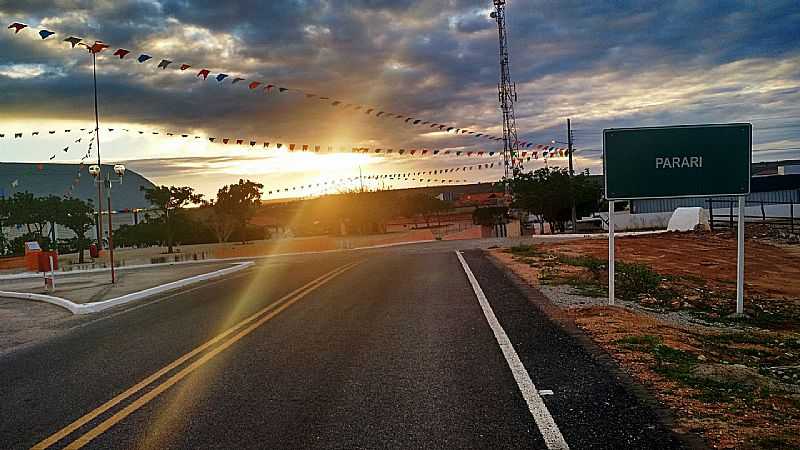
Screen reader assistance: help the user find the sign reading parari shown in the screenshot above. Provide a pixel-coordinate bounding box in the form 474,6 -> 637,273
603,123 -> 752,200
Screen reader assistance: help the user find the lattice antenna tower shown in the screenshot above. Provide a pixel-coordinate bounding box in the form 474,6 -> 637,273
491,0 -> 520,180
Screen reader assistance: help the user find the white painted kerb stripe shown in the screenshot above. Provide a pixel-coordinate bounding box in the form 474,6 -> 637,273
456,251 -> 569,450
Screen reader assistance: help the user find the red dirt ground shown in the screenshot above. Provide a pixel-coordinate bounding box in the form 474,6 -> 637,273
539,231 -> 800,299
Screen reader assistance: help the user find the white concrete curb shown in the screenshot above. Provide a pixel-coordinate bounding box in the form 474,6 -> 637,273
0,261 -> 254,315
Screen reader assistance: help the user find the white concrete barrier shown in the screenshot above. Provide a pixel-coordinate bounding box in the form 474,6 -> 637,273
0,261 -> 254,315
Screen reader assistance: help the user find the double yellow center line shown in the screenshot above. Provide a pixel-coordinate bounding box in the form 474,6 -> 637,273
33,261 -> 359,449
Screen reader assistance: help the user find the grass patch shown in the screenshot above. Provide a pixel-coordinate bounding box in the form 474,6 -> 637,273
556,254 -> 606,281
569,279 -> 607,298
507,244 -> 545,257
614,334 -> 663,349
616,261 -> 662,302
706,333 -> 800,349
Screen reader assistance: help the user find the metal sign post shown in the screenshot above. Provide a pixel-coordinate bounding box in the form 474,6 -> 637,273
608,200 -> 615,306
736,195 -> 745,314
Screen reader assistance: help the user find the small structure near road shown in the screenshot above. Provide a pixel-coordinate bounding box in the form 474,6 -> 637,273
667,207 -> 710,232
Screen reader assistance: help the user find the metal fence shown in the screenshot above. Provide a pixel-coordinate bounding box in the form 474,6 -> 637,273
708,198 -> 797,232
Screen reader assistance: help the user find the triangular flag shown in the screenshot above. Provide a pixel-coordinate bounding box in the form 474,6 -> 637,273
87,41 -> 109,53
113,48 -> 130,59
137,54 -> 152,63
197,69 -> 210,79
39,30 -> 55,39
216,73 -> 228,82
232,77 -> 245,84
157,59 -> 172,69
8,23 -> 27,34
248,81 -> 261,89
64,36 -> 82,47
180,64 -> 191,70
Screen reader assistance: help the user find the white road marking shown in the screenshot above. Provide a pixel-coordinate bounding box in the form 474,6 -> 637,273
456,251 -> 570,450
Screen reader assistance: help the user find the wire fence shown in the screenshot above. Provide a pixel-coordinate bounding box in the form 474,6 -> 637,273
708,198 -> 798,233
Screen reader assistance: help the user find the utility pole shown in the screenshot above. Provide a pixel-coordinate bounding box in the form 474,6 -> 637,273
567,118 -> 577,231
91,51 -> 104,249
491,0 -> 520,185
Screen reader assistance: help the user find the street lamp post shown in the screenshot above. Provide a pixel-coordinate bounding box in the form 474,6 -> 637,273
89,164 -> 125,283
91,50 -> 104,250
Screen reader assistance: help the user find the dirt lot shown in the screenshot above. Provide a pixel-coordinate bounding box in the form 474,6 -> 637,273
492,230 -> 800,449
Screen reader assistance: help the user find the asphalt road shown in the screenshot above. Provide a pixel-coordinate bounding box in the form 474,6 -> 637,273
0,246 -> 688,449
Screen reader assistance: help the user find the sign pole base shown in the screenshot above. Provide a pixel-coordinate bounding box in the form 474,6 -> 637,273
736,195 -> 745,315
608,200 -> 615,306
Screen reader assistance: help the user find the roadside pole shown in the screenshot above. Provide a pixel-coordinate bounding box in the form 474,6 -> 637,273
567,118 -> 577,232
92,51 -> 104,250
107,178 -> 116,284
736,195 -> 745,314
49,254 -> 56,291
608,200 -> 615,306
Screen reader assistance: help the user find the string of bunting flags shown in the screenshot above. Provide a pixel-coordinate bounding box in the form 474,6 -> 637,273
1,129 -> 95,198
1,126 -> 571,160
6,21 -> 543,150
264,158 -> 527,196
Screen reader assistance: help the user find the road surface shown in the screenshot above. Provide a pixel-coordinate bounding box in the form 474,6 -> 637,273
0,245 -> 689,449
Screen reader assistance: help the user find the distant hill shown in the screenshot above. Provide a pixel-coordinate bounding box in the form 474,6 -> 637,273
0,163 -> 156,210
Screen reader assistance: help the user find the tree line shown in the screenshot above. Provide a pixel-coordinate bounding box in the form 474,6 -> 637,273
0,193 -> 95,260
0,177 -> 457,260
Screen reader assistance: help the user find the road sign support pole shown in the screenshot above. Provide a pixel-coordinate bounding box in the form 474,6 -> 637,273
736,195 -> 745,315
608,200 -> 615,306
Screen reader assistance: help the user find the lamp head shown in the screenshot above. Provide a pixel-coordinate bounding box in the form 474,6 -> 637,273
113,164 -> 126,177
88,165 -> 100,177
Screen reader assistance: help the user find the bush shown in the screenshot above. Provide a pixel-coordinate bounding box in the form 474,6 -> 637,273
616,262 -> 662,301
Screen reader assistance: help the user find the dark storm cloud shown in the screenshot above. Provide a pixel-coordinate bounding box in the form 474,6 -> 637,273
1,0 -> 799,171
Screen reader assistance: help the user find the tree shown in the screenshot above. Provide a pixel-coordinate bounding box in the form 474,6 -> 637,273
200,201 -> 237,243
57,198 -> 95,263
509,166 -> 601,234
213,179 -> 264,244
144,185 -> 203,253
404,194 -> 451,227
0,196 -> 10,255
472,206 -> 509,226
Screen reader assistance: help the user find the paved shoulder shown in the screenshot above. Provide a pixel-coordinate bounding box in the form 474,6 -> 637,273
460,249 -> 689,449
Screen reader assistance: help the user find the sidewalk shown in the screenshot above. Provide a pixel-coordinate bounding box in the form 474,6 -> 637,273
1,262 -> 240,304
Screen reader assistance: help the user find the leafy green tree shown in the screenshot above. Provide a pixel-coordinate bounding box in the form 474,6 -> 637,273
509,167 -> 601,233
212,179 -> 264,243
144,185 -> 203,253
57,198 -> 95,263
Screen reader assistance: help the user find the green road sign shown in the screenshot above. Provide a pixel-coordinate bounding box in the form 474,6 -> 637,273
603,123 -> 751,200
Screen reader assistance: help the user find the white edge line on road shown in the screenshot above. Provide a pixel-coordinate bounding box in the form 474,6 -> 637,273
0,261 -> 254,315
455,250 -> 570,450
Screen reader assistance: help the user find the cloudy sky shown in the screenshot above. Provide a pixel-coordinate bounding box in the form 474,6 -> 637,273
1,0 -> 799,198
